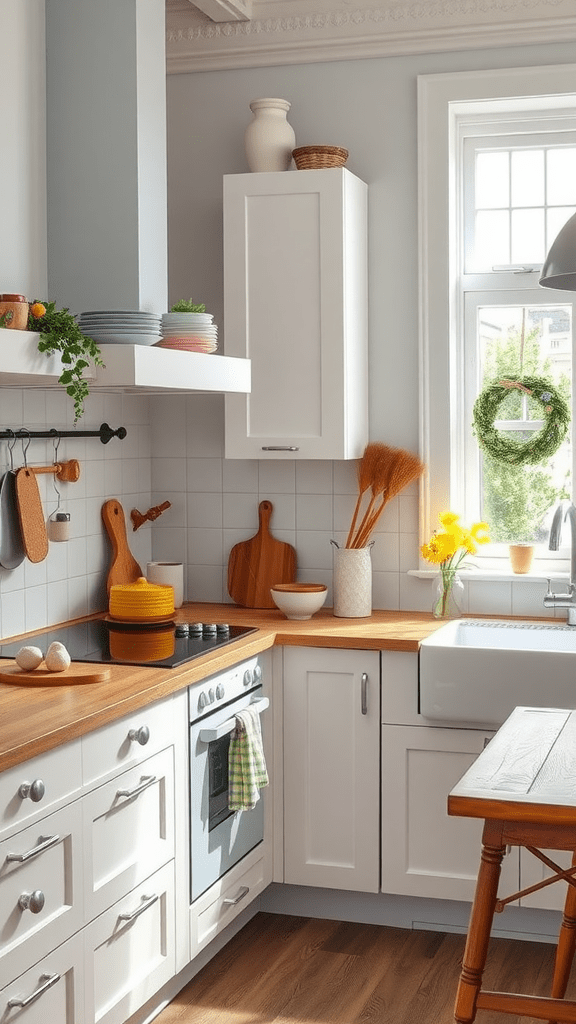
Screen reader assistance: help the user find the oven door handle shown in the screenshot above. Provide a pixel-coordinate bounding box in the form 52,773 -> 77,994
198,697 -> 269,744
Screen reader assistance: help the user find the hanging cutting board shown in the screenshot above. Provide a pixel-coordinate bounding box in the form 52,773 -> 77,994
102,498 -> 142,595
227,500 -> 296,608
15,467 -> 49,563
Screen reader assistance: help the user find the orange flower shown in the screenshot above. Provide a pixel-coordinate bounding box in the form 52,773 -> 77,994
30,302 -> 46,318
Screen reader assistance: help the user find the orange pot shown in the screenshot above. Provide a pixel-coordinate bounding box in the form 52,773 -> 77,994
0,299 -> 29,330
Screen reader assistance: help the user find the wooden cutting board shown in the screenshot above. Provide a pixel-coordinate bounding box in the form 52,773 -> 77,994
0,662 -> 112,685
227,500 -> 296,608
15,467 -> 49,563
102,499 -> 142,595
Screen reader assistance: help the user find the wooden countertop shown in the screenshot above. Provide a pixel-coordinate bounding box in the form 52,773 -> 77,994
0,604 -> 444,772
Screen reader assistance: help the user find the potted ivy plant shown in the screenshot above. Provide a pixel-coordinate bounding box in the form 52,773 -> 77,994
27,301 -> 105,423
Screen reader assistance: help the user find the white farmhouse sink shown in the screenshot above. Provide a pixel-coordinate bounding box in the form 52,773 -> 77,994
419,619 -> 576,727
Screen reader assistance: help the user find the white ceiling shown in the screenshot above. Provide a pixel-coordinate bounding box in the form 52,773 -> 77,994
166,0 -> 576,73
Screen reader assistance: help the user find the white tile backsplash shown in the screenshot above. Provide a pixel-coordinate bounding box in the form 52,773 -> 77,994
0,389 -> 560,638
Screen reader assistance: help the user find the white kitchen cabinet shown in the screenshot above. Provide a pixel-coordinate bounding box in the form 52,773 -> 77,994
0,933 -> 85,1024
83,861 -> 175,1024
381,725 -> 519,902
0,738 -> 82,838
223,168 -> 368,460
283,647 -> 379,892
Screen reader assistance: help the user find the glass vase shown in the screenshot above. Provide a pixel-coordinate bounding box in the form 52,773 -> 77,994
432,571 -> 464,619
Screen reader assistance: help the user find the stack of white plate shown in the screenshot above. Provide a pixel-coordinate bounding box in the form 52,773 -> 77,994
158,312 -> 218,353
78,310 -> 162,346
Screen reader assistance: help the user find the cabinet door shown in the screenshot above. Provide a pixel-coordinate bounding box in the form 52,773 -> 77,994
0,739 -> 82,838
283,647 -> 379,892
381,725 -> 519,901
224,168 -> 368,460
82,696 -> 176,789
82,747 -> 175,921
0,932 -> 84,1024
83,861 -> 175,1024
0,801 -> 84,985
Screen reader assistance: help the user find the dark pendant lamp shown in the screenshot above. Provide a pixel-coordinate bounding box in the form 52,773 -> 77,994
539,211 -> 576,290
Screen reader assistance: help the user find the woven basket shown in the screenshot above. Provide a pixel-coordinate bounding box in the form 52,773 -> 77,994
292,146 -> 349,170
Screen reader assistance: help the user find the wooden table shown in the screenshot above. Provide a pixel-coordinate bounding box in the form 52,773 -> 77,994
448,706 -> 576,1023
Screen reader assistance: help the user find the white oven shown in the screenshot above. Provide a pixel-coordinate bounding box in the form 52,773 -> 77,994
188,656 -> 268,902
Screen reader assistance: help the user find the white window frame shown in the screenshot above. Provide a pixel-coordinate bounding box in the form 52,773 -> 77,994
418,63 -> 576,573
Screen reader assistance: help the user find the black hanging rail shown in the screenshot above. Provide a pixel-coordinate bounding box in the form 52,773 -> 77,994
0,423 -> 126,444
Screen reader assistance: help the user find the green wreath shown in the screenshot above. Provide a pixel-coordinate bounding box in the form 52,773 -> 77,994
472,375 -> 570,466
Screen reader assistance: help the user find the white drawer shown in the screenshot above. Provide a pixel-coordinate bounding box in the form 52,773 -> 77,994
84,861 -> 175,1024
190,845 -> 265,955
82,747 -> 175,921
0,801 -> 84,984
0,932 -> 85,1023
82,696 -> 176,789
0,740 -> 82,838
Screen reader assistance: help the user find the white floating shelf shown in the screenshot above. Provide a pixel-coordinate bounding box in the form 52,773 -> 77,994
94,344 -> 251,394
0,330 -> 67,386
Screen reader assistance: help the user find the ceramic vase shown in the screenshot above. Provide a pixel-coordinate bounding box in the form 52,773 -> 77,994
244,98 -> 296,173
332,543 -> 372,618
432,571 -> 464,619
508,544 -> 534,574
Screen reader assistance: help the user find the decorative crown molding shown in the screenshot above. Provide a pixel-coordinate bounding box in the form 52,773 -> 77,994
166,0 -> 576,72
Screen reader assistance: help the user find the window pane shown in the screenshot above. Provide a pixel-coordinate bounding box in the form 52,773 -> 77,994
547,148 -> 576,206
476,152 -> 509,208
547,206 -> 576,249
511,208 -> 545,263
477,304 -> 572,544
511,150 -> 544,207
475,210 -> 509,268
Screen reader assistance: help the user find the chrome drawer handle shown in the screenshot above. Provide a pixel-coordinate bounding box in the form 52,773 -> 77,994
18,779 -> 45,802
6,833 -> 61,863
261,446 -> 299,451
18,889 -> 45,914
223,885 -> 249,906
116,775 -> 156,800
361,672 -> 368,715
128,725 -> 150,745
118,893 -> 158,922
7,972 -> 60,1008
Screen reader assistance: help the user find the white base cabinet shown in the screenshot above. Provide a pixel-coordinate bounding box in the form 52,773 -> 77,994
283,647 -> 380,892
0,933 -> 85,1024
223,168 -> 368,460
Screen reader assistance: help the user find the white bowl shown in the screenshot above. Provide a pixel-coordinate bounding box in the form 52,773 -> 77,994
270,583 -> 328,620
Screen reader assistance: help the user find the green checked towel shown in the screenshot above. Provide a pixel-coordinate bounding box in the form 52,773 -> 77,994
229,706 -> 269,812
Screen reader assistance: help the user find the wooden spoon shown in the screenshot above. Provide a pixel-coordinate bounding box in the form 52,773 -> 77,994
102,499 -> 142,595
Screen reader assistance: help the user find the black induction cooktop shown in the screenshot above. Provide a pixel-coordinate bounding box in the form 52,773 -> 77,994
0,620 -> 258,669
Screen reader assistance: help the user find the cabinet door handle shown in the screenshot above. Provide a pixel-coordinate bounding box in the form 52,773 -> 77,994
118,893 -> 158,922
6,833 -> 61,863
361,672 -> 368,715
261,446 -> 300,451
7,972 -> 60,1008
18,889 -> 45,913
116,774 -> 157,800
223,885 -> 249,906
18,778 -> 45,802
128,725 -> 150,745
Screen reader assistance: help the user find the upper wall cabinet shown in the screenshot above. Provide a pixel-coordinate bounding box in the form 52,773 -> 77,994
223,168 -> 368,460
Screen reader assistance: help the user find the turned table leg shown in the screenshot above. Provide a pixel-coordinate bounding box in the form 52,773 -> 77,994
549,851 -> 576,1024
454,822 -> 506,1024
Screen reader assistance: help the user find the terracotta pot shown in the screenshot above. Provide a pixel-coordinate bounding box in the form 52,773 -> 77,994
509,544 -> 534,574
0,299 -> 29,330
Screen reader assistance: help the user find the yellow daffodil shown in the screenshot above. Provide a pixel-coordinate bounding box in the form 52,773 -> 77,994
421,512 -> 491,617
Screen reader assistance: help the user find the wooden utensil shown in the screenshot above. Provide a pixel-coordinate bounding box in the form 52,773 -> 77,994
0,662 -> 112,685
15,466 -> 49,563
102,499 -> 142,595
227,500 -> 296,608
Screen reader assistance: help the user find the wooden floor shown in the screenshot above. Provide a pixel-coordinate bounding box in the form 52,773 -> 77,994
155,912 -> 576,1024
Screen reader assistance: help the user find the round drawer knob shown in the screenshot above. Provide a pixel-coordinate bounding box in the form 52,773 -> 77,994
243,669 -> 253,687
128,726 -> 150,746
18,890 -> 45,914
18,779 -> 45,803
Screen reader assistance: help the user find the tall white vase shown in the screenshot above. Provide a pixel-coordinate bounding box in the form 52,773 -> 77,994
244,98 -> 296,172
332,544 -> 373,618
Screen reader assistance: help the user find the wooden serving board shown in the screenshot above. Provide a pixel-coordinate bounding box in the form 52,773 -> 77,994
15,467 -> 49,563
102,499 -> 142,594
0,662 -> 112,685
227,500 -> 296,609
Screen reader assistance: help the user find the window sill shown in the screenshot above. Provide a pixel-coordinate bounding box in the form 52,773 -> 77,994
408,562 -> 570,584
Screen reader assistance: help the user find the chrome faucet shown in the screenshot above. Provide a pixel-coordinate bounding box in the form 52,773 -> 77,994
544,502 -> 576,624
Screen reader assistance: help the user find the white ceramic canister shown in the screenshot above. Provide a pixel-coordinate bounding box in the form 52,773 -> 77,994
146,561 -> 184,609
332,543 -> 372,618
244,98 -> 296,173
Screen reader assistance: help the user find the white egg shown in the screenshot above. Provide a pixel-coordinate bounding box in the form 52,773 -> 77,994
15,646 -> 44,671
45,641 -> 71,672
